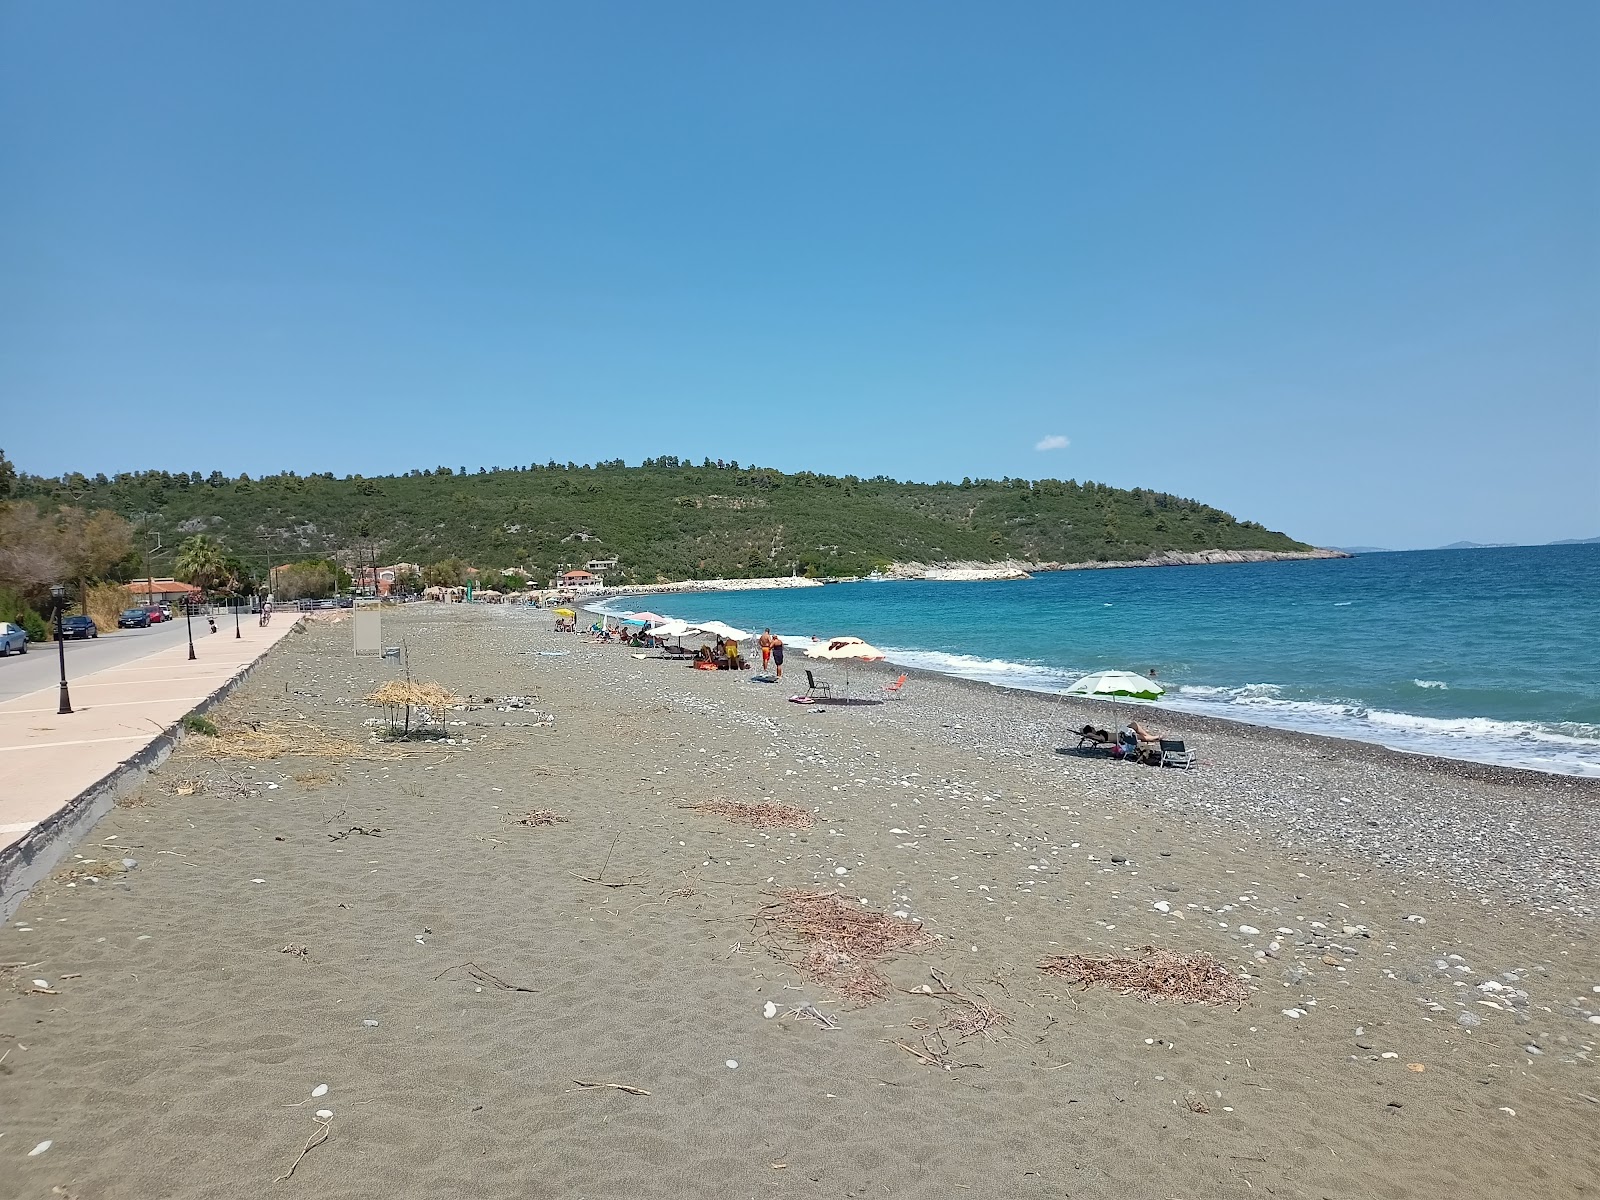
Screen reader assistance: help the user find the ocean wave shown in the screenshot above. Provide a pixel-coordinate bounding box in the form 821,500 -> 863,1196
1413,679 -> 1449,689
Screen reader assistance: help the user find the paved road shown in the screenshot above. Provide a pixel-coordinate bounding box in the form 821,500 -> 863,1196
0,614 -> 258,703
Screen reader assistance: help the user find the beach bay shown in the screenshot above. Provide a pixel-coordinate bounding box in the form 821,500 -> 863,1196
2,605 -> 1596,1199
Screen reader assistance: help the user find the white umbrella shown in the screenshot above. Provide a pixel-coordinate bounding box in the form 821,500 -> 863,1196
1065,670 -> 1164,700
693,620 -> 752,642
804,636 -> 887,694
648,618 -> 692,638
805,636 -> 887,661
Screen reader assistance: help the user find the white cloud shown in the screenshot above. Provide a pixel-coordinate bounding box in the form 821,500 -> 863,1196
1035,434 -> 1070,451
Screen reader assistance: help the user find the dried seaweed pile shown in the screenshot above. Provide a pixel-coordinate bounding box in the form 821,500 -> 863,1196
180,721 -> 398,762
760,890 -> 936,1002
518,810 -> 568,826
1039,949 -> 1251,1005
690,800 -> 815,830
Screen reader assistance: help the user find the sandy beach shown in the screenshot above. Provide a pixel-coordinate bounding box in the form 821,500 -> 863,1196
3,604 -> 1597,1200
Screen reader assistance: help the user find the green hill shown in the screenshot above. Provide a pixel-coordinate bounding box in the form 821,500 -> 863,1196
14,459 -> 1311,583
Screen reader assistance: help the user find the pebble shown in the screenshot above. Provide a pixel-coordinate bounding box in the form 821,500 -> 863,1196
31,978 -> 49,989
833,867 -> 847,876
28,1141 -> 52,1156
1239,925 -> 1261,936
1153,901 -> 1171,913
1282,1008 -> 1305,1019
725,1059 -> 739,1069
315,1109 -> 333,1119
312,1084 -> 328,1097
763,1002 -> 778,1019
122,858 -> 138,869
362,1019 -> 380,1027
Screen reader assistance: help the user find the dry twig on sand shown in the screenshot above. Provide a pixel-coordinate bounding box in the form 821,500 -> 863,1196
573,1080 -> 650,1096
892,1031 -> 963,1070
273,1116 -> 332,1183
279,944 -> 310,959
180,721 -> 397,762
434,961 -> 538,993
518,810 -> 568,827
1038,949 -> 1251,1005
910,969 -> 1013,1042
758,890 -> 936,1003
685,800 -> 815,830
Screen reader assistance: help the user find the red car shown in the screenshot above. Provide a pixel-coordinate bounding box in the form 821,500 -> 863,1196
145,606 -> 166,623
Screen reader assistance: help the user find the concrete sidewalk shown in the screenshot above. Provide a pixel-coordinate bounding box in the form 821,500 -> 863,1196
0,615 -> 304,915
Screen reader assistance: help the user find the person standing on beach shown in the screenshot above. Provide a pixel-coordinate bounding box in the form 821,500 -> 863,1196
758,628 -> 773,674
770,633 -> 784,680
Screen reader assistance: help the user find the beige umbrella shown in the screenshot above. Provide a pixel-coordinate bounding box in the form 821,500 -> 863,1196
804,636 -> 887,693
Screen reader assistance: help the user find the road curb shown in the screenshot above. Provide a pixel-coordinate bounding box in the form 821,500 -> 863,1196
0,618 -> 306,922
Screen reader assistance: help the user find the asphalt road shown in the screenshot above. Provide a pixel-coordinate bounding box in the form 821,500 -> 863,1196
0,615 -> 249,703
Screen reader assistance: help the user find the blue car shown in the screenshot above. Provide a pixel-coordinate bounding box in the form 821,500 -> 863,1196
60,615 -> 99,639
0,622 -> 29,655
118,608 -> 152,628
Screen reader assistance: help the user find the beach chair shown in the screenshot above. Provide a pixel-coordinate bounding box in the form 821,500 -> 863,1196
1076,724 -> 1115,749
805,669 -> 834,700
1158,738 -> 1196,769
881,673 -> 908,700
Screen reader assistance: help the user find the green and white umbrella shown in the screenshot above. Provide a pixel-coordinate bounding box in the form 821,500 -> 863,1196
1065,670 -> 1165,700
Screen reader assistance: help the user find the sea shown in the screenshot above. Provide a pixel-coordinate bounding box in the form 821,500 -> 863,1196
605,544 -> 1600,778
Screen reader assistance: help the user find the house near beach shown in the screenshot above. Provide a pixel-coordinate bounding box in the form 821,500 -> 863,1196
559,568 -> 601,588
123,578 -> 202,606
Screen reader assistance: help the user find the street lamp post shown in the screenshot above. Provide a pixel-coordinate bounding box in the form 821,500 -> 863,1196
185,594 -> 197,661
51,584 -> 73,715
234,589 -> 242,639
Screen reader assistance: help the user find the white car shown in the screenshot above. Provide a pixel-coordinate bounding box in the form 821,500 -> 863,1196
0,622 -> 29,655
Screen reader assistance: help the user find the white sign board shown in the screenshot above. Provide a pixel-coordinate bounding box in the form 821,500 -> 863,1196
354,607 -> 382,657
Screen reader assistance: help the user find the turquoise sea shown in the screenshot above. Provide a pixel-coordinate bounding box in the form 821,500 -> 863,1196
612,544 -> 1600,777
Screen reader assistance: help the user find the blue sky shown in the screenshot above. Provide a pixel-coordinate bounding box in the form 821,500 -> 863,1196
2,2 -> 1595,549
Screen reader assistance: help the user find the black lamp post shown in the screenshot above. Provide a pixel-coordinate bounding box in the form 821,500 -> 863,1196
185,594 -> 197,660
234,589 -> 242,638
51,584 -> 73,715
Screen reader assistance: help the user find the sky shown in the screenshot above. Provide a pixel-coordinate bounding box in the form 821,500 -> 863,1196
1,2 -> 1596,549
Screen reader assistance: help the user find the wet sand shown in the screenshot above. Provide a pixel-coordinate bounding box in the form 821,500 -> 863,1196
2,605 -> 1596,1199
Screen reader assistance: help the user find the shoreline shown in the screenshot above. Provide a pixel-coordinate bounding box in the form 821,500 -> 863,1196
583,596 -> 1599,791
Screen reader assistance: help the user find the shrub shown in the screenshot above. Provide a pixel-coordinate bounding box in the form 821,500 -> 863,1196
182,713 -> 219,737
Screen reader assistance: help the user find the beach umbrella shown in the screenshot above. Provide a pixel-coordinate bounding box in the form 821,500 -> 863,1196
804,636 -> 888,693
1065,669 -> 1164,700
553,607 -> 576,618
630,612 -> 667,625
648,618 -> 692,638
693,620 -> 752,642
804,636 -> 887,661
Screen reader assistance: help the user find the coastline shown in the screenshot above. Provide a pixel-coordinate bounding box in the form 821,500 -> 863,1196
571,546 -> 1351,596
4,604 -> 1594,1199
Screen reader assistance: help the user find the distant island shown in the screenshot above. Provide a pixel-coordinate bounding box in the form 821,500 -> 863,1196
11,457 -> 1329,585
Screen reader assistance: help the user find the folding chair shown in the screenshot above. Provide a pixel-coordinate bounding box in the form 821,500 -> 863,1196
805,669 -> 834,700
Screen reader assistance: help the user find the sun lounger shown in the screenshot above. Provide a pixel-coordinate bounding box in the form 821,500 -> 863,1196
1158,738 -> 1196,769
805,669 -> 834,700
882,674 -> 908,700
1076,724 -> 1115,748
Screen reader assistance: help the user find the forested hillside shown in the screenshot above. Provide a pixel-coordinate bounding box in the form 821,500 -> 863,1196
13,458 -> 1311,583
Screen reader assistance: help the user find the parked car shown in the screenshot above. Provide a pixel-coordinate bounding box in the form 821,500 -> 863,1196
158,604 -> 174,621
0,622 -> 28,655
145,606 -> 165,623
60,615 -> 99,639
119,608 -> 152,628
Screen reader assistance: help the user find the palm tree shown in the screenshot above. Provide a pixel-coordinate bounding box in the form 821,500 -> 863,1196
174,534 -> 228,601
